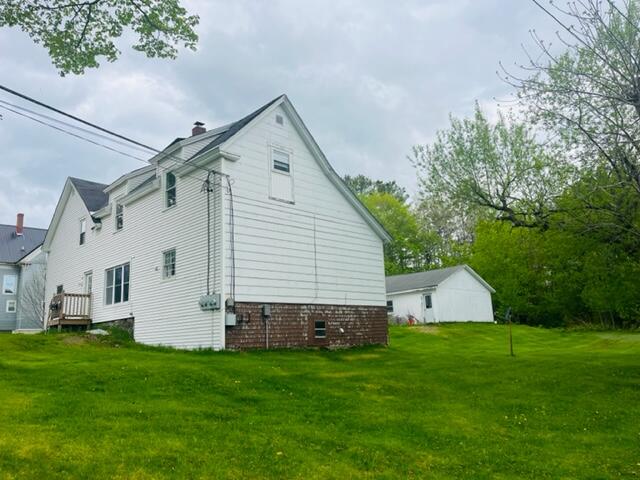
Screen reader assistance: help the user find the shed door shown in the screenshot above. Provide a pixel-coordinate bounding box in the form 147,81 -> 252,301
423,294 -> 435,323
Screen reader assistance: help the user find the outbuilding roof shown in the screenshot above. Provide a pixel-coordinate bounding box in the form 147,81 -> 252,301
386,265 -> 495,294
0,224 -> 47,263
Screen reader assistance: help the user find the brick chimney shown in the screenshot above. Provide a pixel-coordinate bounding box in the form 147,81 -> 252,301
192,121 -> 206,136
16,213 -> 24,236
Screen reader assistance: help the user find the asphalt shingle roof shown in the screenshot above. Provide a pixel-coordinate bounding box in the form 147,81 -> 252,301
386,266 -> 467,294
69,177 -> 109,212
188,95 -> 284,160
0,224 -> 47,263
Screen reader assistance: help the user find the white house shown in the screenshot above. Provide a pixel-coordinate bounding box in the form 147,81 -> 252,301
386,265 -> 495,323
43,95 -> 391,350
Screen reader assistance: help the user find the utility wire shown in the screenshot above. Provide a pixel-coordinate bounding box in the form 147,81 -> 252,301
0,84 -> 228,179
0,84 -> 157,153
0,98 -> 153,154
0,104 -> 150,163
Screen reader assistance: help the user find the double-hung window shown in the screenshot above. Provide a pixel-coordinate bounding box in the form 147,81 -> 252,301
314,320 -> 326,339
6,300 -> 16,313
272,150 -> 290,173
105,263 -> 130,305
115,203 -> 124,231
166,172 -> 177,208
2,274 -> 17,295
79,218 -> 86,245
162,249 -> 176,279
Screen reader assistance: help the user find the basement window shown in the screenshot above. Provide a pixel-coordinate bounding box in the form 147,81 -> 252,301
386,300 -> 394,313
162,249 -> 176,279
314,320 -> 326,339
6,300 -> 16,313
79,218 -> 86,245
166,172 -> 177,208
115,203 -> 124,231
105,263 -> 130,305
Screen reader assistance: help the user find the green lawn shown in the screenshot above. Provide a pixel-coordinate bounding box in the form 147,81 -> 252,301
0,325 -> 638,479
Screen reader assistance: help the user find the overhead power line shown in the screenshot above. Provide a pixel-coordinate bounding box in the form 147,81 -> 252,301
0,84 -> 158,153
0,83 -> 228,179
0,104 -> 149,163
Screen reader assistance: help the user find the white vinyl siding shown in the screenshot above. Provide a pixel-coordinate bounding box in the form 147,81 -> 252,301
223,104 -> 386,306
45,164 -> 224,350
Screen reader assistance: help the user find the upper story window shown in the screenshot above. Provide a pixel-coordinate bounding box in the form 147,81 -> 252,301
105,263 -> 130,305
162,249 -> 176,279
272,150 -> 290,173
2,274 -> 17,295
166,172 -> 177,208
275,114 -> 284,126
79,218 -> 86,245
115,203 -> 124,231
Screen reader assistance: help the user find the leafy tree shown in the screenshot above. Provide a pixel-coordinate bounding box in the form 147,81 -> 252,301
344,174 -> 408,203
359,192 -> 439,275
412,103 -> 573,229
0,0 -> 199,75
503,0 -> 640,239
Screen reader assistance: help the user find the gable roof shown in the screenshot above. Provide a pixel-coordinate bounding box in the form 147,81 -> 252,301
386,265 -> 495,294
188,95 -> 284,160
0,224 -> 47,263
177,95 -> 391,242
69,177 -> 109,212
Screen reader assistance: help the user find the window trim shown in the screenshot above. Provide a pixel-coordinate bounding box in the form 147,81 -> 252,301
79,217 -> 87,245
314,320 -> 327,339
6,300 -> 16,313
162,248 -> 176,279
114,202 -> 124,231
105,263 -> 130,306
271,148 -> 291,174
84,271 -> 93,294
2,274 -> 17,295
424,294 -> 433,309
165,172 -> 177,209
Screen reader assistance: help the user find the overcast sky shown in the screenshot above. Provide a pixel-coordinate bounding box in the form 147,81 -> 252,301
0,0 -> 555,228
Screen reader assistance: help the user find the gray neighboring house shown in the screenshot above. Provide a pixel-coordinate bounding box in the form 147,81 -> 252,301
0,214 -> 47,332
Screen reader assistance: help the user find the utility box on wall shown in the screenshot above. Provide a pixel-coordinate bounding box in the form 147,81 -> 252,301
199,294 -> 221,311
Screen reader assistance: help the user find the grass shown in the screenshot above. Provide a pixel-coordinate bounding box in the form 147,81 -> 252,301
0,324 -> 638,479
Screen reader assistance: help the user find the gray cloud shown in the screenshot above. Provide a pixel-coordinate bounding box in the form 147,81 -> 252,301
0,0 -> 554,228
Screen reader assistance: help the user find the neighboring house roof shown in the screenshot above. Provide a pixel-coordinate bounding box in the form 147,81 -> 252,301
0,224 -> 47,263
69,177 -> 109,212
386,265 -> 495,294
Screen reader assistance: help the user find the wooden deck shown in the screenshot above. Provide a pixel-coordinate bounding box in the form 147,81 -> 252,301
47,293 -> 92,331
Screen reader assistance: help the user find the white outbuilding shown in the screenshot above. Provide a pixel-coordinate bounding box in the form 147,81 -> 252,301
386,265 -> 495,323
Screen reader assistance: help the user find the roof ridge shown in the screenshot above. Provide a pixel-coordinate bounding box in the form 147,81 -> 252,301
0,223 -> 47,231
69,176 -> 109,187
